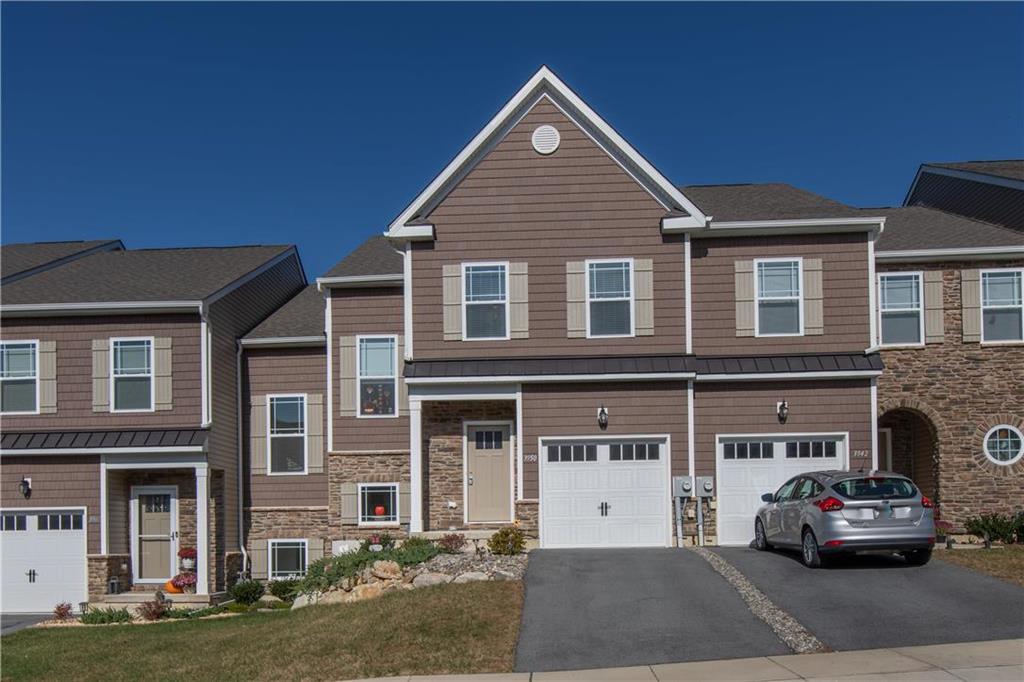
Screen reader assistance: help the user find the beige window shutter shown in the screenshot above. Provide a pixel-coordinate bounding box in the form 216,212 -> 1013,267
396,338 -> 409,416
153,337 -> 173,410
307,394 -> 324,474
509,262 -> 529,339
924,270 -> 945,343
634,258 -> 654,336
961,269 -> 981,343
566,261 -> 586,338
249,539 -> 268,580
250,395 -> 267,476
734,261 -> 755,337
307,538 -> 325,564
399,481 -> 411,525
803,258 -> 824,336
338,336 -> 357,416
442,264 -> 463,340
92,339 -> 110,412
38,340 -> 57,414
340,482 -> 358,524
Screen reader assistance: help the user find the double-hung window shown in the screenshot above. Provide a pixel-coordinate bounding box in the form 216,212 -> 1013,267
981,269 -> 1023,342
269,539 -> 307,579
111,338 -> 153,411
358,336 -> 397,417
463,263 -> 508,340
359,483 -> 399,525
879,273 -> 923,346
0,341 -> 38,414
756,259 -> 802,336
268,395 -> 306,474
587,260 -> 633,337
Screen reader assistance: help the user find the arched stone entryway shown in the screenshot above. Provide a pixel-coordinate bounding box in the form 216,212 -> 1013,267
878,396 -> 944,504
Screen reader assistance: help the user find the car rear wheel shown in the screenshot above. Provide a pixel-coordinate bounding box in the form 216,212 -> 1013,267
801,528 -> 823,568
904,549 -> 932,566
754,519 -> 770,551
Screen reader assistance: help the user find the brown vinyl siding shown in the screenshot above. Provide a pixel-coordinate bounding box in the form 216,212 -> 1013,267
694,380 -> 874,475
0,314 -> 201,429
1,455 -> 101,553
413,97 -> 685,358
106,469 -> 130,554
244,347 -> 328,507
330,288 -> 408,452
691,233 -> 871,354
521,381 -> 688,498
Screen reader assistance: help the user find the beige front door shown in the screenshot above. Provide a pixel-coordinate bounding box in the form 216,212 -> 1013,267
132,486 -> 177,582
466,424 -> 513,523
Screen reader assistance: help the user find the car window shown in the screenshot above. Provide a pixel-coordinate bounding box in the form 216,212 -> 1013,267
775,478 -> 799,501
832,477 -> 917,500
794,478 -> 817,500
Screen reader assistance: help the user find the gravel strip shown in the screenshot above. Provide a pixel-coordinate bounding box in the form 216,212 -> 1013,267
692,546 -> 827,654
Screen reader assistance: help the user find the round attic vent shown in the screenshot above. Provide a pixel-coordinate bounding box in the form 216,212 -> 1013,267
531,125 -> 561,155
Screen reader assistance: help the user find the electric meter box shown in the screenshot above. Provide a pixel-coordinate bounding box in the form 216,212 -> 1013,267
672,476 -> 693,498
696,476 -> 715,498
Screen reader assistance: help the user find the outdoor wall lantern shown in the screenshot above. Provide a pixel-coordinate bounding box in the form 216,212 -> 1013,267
597,405 -> 609,430
776,401 -> 789,424
18,477 -> 32,498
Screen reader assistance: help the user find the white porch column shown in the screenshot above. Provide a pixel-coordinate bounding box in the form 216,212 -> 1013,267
409,398 -> 423,533
99,456 -> 108,555
195,463 -> 209,595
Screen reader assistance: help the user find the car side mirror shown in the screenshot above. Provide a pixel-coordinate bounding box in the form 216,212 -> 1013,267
761,493 -> 775,503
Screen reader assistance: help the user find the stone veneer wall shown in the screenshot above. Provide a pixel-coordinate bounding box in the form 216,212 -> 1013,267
515,500 -> 538,537
877,260 -> 1024,528
248,507 -> 331,556
328,452 -> 409,539
87,554 -> 131,599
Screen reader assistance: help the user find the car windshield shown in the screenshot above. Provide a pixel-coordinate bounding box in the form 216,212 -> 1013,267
832,477 -> 917,500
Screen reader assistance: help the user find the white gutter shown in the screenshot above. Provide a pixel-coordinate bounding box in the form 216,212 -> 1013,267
875,245 -> 1024,262
696,370 -> 882,382
405,372 -> 696,385
235,341 -> 249,577
0,300 -> 203,317
238,336 -> 325,348
708,216 -> 886,231
315,273 -> 404,290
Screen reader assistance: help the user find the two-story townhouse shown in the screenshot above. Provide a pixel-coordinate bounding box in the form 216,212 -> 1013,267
0,244 -> 304,612
905,160 -> 1024,231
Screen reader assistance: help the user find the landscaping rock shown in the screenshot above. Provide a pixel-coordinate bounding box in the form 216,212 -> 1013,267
258,594 -> 282,604
371,560 -> 402,581
350,583 -> 384,601
491,569 -> 516,582
290,592 -> 320,610
453,571 -> 489,583
412,572 -> 452,588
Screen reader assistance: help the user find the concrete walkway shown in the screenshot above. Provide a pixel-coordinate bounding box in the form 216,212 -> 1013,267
348,638 -> 1024,681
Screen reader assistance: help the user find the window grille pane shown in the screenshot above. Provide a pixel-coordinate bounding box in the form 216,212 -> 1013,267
271,542 -> 306,577
547,446 -> 559,462
359,338 -> 395,377
758,300 -> 800,334
360,485 -> 398,523
589,300 -> 631,336
736,442 -> 748,459
881,275 -> 920,310
786,442 -> 798,458
589,262 -> 631,299
724,443 -> 735,459
466,302 -> 507,338
465,265 -> 506,302
647,443 -> 659,460
560,445 -> 572,462
1,380 -> 36,412
982,271 -> 1022,306
621,443 -> 634,461
113,340 -> 151,375
610,444 -> 621,461
1,344 -> 36,377
270,397 -> 305,434
812,441 -> 824,458
799,441 -> 811,458
882,311 -> 921,344
360,380 -> 395,416
572,445 -> 584,462
114,376 -> 151,410
749,442 -> 761,459
634,444 -> 647,460
825,441 -> 837,458
758,261 -> 800,297
983,309 -> 1023,342
585,445 -> 597,461
762,442 -> 774,459
270,436 -> 305,473
986,429 -> 1023,462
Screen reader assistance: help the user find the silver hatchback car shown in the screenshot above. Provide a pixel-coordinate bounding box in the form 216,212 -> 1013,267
753,470 -> 936,567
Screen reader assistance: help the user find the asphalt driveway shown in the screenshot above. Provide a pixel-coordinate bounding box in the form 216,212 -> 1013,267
1,614 -> 49,636
514,548 -> 790,672
716,547 -> 1024,650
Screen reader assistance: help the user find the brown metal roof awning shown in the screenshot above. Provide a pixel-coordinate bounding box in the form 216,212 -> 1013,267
1,428 -> 208,452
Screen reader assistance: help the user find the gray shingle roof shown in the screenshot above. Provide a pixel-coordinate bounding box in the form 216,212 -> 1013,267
2,245 -> 294,305
323,236 -> 403,278
928,160 -> 1024,182
244,284 -> 324,340
682,183 -> 866,222
872,206 -> 1024,252
1,239 -> 123,283
0,429 -> 208,450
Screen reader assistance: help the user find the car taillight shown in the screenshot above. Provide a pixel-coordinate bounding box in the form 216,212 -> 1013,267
824,540 -> 844,548
921,495 -> 934,508
814,496 -> 844,512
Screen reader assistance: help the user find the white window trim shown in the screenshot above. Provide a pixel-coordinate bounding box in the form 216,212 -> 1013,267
356,334 -> 399,419
268,538 -> 309,580
110,336 -> 155,413
357,482 -> 400,527
461,261 -> 511,341
980,268 -> 1024,345
754,257 -> 804,338
585,257 -> 635,339
982,424 -> 1024,466
878,271 -> 925,348
266,393 -> 309,476
0,339 -> 40,415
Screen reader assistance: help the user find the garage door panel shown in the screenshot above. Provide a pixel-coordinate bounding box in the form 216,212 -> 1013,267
1,509 -> 88,614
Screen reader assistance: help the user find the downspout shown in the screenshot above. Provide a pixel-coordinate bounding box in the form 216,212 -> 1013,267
236,341 -> 249,576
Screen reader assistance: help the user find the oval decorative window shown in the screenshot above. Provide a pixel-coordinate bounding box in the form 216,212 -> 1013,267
983,425 -> 1024,465
531,125 -> 560,155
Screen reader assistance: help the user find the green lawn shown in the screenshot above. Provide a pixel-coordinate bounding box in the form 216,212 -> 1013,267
936,544 -> 1024,588
1,581 -> 523,682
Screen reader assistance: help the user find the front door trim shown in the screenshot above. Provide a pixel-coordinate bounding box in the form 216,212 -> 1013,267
129,485 -> 179,584
463,420 -> 515,524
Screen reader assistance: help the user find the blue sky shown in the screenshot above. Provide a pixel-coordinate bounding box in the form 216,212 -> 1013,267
3,2 -> 1022,278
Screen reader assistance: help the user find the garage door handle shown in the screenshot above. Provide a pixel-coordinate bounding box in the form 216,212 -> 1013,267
599,502 -> 610,516
468,474 -> 474,486
26,569 -> 37,583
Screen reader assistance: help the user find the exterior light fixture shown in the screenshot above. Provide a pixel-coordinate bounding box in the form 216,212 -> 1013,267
18,478 -> 32,498
597,405 -> 609,430
777,401 -> 789,424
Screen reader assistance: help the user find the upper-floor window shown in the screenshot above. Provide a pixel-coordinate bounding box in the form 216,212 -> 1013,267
587,259 -> 633,337
463,263 -> 508,340
1,341 -> 38,414
268,394 -> 306,474
879,273 -> 923,346
981,269 -> 1023,343
358,336 -> 397,417
756,259 -> 802,336
111,338 -> 153,412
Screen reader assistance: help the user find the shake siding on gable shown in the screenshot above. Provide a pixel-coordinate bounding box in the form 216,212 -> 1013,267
0,314 -> 202,430
244,348 -> 328,507
691,233 -> 871,355
330,288 -> 408,452
412,98 -> 686,358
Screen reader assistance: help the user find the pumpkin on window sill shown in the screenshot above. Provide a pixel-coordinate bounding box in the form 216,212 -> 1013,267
374,505 -> 387,517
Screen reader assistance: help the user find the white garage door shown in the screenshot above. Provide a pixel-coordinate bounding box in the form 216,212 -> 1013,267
540,439 -> 670,548
1,509 -> 88,613
717,435 -> 847,546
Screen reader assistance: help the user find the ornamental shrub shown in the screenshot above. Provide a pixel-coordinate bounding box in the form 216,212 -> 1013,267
138,600 -> 167,621
359,533 -> 396,552
487,527 -> 526,555
81,608 -> 132,625
268,578 -> 301,602
297,537 -> 439,594
52,602 -> 74,622
964,513 -> 1016,544
230,579 -> 265,605
394,537 -> 440,566
438,533 -> 467,554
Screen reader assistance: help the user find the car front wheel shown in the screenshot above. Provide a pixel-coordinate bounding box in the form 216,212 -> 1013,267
801,529 -> 823,568
754,519 -> 769,551
904,549 -> 932,566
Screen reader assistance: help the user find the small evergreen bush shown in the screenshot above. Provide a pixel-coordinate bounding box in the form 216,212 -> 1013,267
487,527 -> 526,555
267,578 -> 301,602
81,608 -> 132,625
230,579 -> 265,604
964,513 -> 1016,544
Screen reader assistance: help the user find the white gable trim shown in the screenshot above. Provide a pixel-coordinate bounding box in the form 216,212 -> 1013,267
386,66 -> 706,239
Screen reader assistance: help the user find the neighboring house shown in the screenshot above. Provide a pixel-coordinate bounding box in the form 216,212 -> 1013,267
0,244 -> 305,612
905,160 -> 1024,231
